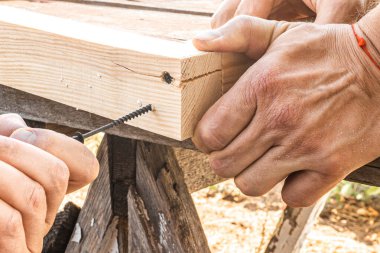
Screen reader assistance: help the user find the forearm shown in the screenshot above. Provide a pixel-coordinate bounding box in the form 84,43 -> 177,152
359,2 -> 380,53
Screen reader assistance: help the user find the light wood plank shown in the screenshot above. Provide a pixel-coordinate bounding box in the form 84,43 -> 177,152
0,6 -> 223,140
2,0 -> 214,41
53,0 -> 220,16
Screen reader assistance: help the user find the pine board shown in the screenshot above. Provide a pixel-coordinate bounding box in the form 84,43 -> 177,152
0,0 -> 250,140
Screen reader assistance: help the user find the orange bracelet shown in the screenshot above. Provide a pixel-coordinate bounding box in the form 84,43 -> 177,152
351,24 -> 380,71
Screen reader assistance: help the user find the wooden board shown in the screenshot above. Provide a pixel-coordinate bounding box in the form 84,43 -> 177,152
0,0 -> 251,140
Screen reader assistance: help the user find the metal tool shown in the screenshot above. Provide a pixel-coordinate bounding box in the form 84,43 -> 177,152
72,104 -> 153,143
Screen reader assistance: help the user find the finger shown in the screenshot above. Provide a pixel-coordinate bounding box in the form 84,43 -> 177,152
0,161 -> 45,253
211,0 -> 241,28
11,128 -> 99,193
234,147 -> 303,197
0,136 -> 69,231
209,117 -> 275,178
0,114 -> 27,136
0,199 -> 30,253
193,16 -> 300,60
193,65 -> 258,153
281,170 -> 343,207
235,0 -> 275,18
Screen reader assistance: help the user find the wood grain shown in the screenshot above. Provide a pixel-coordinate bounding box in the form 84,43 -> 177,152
66,136 -> 115,252
1,1 -> 213,41
0,4 -> 229,140
0,85 -> 195,149
136,141 -> 210,252
266,196 -> 328,253
128,186 -> 161,253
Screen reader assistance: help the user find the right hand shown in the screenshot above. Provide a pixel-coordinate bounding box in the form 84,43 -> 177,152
0,114 -> 99,253
212,0 -> 369,28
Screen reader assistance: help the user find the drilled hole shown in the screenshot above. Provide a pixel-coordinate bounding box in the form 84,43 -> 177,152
162,71 -> 174,84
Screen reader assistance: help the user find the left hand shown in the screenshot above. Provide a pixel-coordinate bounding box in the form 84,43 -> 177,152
192,16 -> 380,207
0,114 -> 99,252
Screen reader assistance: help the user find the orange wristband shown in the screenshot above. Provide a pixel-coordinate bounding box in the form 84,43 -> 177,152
351,24 -> 380,71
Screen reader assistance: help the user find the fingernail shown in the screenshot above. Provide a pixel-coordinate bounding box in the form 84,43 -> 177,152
11,128 -> 36,143
194,30 -> 220,41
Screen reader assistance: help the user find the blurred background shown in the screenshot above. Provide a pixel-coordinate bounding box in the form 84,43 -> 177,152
62,134 -> 380,253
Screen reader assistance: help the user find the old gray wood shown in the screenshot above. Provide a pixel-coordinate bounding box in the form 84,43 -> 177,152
135,141 -> 210,253
65,135 -> 135,252
128,186 -> 161,253
65,136 -> 115,252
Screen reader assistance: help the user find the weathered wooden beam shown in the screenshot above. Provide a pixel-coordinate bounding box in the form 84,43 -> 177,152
135,141 -> 210,252
127,186 -> 161,253
65,136 -> 116,252
265,195 -> 328,253
65,135 -> 136,252
345,161 -> 380,187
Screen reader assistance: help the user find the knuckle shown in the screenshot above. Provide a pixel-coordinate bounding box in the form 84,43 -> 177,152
321,153 -> 346,177
209,157 -> 231,178
233,15 -> 254,30
195,123 -> 228,152
282,192 -> 315,208
48,160 -> 70,193
26,182 -> 47,211
266,103 -> 300,131
210,15 -> 220,29
2,210 -> 23,237
78,153 -> 100,185
0,137 -> 16,156
234,177 -> 266,197
241,82 -> 257,108
247,68 -> 278,103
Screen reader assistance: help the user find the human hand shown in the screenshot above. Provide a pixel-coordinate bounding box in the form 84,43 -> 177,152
192,16 -> 380,207
0,114 -> 99,253
212,0 -> 369,28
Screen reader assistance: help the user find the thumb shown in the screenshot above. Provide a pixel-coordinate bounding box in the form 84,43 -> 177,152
193,16 -> 300,59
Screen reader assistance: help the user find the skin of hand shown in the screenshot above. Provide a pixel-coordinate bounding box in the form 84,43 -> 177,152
192,7 -> 380,207
211,0 -> 370,28
0,114 -> 99,253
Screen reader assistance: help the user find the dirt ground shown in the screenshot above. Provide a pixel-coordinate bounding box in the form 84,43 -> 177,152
63,178 -> 380,253
62,135 -> 380,252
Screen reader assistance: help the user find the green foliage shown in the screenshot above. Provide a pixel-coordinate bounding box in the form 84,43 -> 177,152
330,181 -> 380,202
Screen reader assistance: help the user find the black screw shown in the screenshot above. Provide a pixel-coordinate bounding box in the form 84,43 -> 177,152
73,104 -> 153,143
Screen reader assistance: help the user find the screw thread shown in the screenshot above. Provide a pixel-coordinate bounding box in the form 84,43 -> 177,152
112,104 -> 153,127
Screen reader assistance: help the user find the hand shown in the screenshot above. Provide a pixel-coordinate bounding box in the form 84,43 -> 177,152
0,114 -> 99,253
192,16 -> 380,207
212,0 -> 369,28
